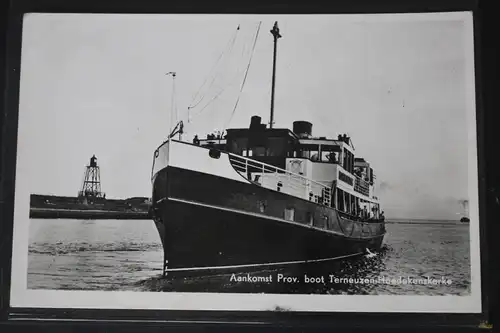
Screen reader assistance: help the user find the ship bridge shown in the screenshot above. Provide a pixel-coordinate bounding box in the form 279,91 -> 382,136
193,116 -> 359,175
219,116 -> 300,170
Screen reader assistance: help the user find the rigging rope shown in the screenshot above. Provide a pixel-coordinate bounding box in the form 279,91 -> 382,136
186,23 -> 257,124
189,70 -> 245,119
174,81 -> 178,126
188,25 -> 240,110
223,21 -> 262,131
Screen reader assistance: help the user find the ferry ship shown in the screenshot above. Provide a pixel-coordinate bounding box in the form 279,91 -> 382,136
150,22 -> 386,278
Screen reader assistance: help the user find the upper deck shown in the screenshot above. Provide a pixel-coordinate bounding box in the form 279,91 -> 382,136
193,115 -> 377,203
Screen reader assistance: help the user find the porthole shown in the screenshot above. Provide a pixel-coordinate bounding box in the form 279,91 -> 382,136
209,149 -> 221,159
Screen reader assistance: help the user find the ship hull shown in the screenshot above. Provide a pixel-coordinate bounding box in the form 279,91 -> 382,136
154,197 -> 383,278
151,162 -> 385,278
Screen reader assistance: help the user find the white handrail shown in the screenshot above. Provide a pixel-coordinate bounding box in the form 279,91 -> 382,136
227,152 -> 329,189
228,152 -> 332,206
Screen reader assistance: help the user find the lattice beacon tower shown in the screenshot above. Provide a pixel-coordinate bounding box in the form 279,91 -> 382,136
78,155 -> 105,199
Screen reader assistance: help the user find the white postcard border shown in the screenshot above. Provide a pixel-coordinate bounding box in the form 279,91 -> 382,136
9,11 -> 482,313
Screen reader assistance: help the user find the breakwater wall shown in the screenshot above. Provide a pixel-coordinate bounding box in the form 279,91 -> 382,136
30,208 -> 150,219
30,194 -> 151,220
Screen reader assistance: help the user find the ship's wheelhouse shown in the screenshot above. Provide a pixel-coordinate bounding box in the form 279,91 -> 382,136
223,116 -> 299,169
290,141 -> 342,164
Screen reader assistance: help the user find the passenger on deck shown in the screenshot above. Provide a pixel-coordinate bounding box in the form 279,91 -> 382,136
193,135 -> 200,145
380,211 -> 385,222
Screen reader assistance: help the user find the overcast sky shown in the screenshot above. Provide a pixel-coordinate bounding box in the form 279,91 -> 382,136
17,13 -> 474,220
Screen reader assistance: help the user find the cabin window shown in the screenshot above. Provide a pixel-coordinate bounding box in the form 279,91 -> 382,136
322,216 -> 329,229
267,137 -> 287,157
348,193 -> 354,215
342,149 -> 354,173
306,212 -> 313,225
319,145 -> 341,163
229,135 -> 292,158
350,152 -> 354,172
294,144 -> 319,161
350,195 -> 356,216
293,144 -> 342,163
343,149 -> 348,171
325,215 -> 333,229
227,137 -> 248,155
337,189 -> 345,212
252,146 -> 266,157
258,201 -> 266,213
284,207 -> 295,221
296,149 -> 310,159
343,191 -> 347,213
310,147 -> 320,162
322,187 -> 331,206
313,214 -> 326,228
344,191 -> 350,214
321,151 -> 338,163
342,148 -> 354,173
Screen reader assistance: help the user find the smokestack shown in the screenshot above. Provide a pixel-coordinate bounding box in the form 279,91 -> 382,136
293,121 -> 313,138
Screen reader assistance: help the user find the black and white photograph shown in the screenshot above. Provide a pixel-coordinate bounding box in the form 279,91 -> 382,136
10,12 -> 481,312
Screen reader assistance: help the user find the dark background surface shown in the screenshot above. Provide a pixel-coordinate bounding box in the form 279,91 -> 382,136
0,0 -> 498,332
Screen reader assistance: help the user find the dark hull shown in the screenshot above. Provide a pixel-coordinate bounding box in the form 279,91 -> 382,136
151,166 -> 385,278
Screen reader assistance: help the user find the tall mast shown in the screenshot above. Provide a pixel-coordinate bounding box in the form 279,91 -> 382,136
269,21 -> 282,129
166,71 -> 180,140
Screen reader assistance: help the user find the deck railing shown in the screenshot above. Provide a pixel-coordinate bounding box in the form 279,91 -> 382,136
228,154 -> 331,207
354,176 -> 370,196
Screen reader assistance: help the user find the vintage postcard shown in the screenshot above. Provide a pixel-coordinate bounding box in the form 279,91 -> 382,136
9,12 -> 481,313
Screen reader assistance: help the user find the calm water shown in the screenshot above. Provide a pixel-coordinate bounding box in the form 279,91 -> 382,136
28,219 -> 471,295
